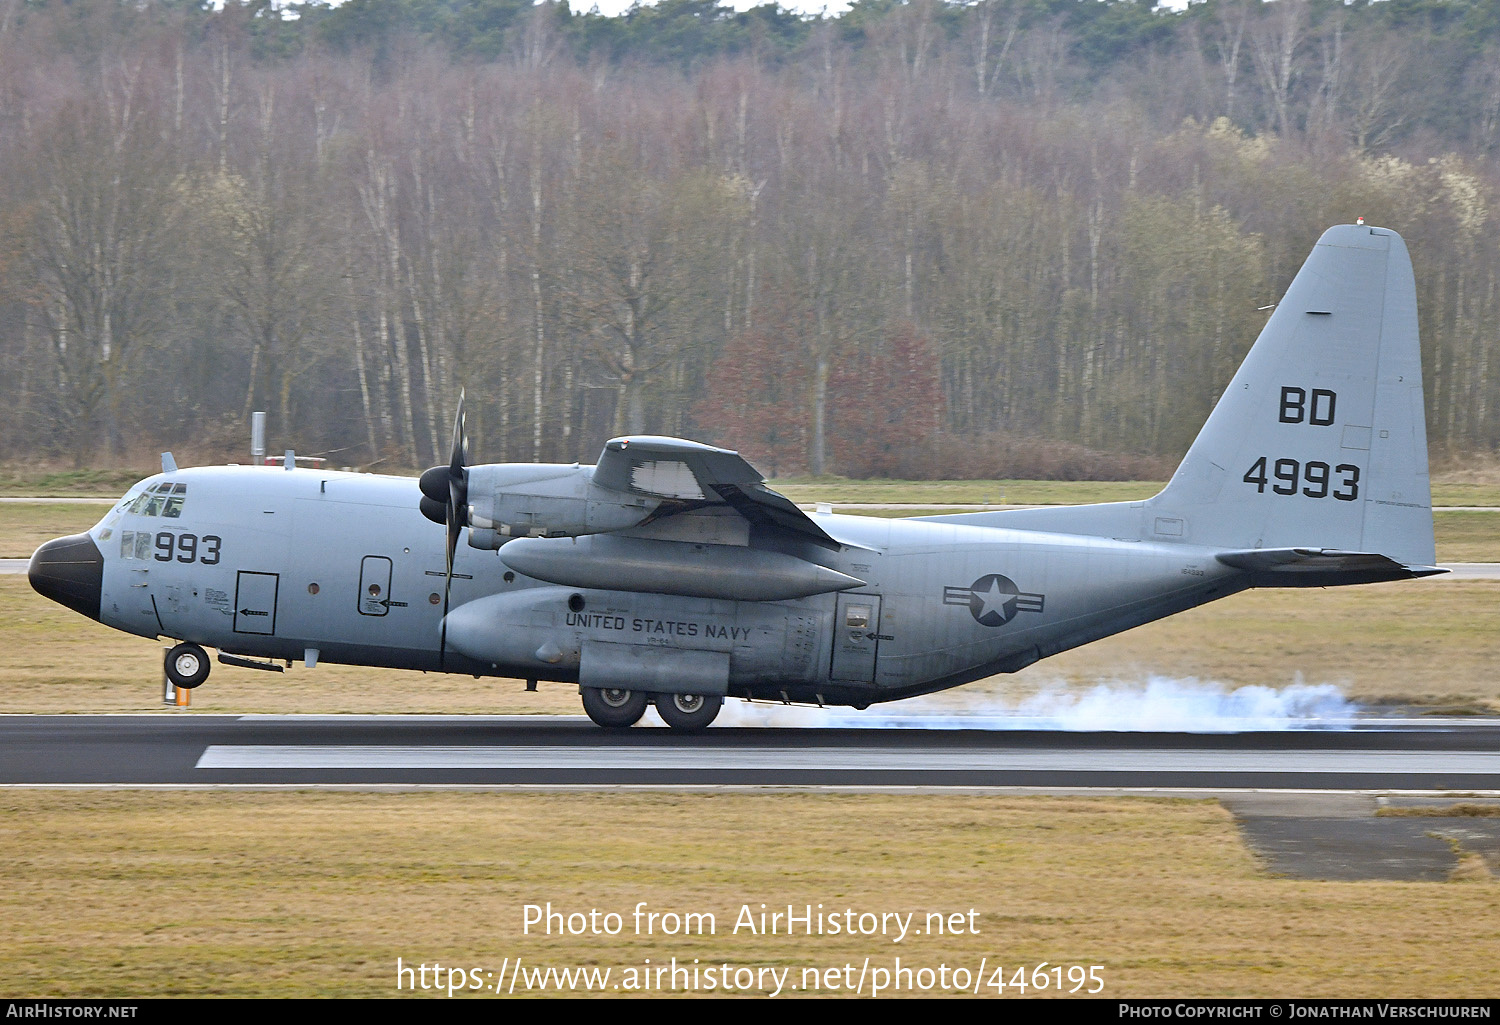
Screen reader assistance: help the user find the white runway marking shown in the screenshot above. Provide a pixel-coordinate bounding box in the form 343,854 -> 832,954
195,744 -> 1500,773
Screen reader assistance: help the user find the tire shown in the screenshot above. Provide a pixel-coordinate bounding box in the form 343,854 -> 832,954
164,642 -> 210,689
654,692 -> 723,732
580,687 -> 648,728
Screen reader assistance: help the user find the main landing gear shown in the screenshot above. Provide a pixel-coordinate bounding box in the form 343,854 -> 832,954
579,687 -> 723,731
580,686 -> 648,728
164,641 -> 211,689
654,692 -> 723,732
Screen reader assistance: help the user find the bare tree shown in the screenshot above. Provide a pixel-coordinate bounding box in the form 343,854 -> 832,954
1248,0 -> 1306,136
1344,32 -> 1411,152
972,0 -> 1020,98
1207,0 -> 1252,123
29,69 -> 175,461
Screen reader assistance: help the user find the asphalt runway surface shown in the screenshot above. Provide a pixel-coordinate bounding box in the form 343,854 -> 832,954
7,713 -> 1500,880
5,713 -> 1499,790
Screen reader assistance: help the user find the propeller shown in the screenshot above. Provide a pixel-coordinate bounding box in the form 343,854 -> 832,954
419,392 -> 468,670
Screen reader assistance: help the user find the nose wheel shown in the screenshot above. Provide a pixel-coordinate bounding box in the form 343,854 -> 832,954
164,642 -> 210,689
654,693 -> 722,732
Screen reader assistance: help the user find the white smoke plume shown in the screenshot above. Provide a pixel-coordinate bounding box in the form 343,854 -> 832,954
703,676 -> 1359,732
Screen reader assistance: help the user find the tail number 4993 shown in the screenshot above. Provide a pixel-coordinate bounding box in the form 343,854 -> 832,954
1243,457 -> 1359,501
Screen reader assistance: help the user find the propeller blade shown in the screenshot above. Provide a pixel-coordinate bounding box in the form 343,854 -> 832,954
440,511 -> 456,671
438,391 -> 468,673
449,390 -> 468,481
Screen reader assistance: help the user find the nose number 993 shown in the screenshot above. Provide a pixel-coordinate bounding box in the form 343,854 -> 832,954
153,531 -> 222,564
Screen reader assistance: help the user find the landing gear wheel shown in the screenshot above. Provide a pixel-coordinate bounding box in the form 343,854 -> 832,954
164,642 -> 210,689
655,693 -> 723,732
581,687 -> 648,728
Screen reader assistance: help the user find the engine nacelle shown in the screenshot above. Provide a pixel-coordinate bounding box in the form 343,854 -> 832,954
498,534 -> 865,601
464,463 -> 660,549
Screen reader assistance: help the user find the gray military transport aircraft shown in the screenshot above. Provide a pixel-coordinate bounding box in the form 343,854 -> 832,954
30,224 -> 1442,730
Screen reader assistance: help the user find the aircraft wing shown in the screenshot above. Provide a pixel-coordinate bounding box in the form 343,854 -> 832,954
593,436 -> 842,549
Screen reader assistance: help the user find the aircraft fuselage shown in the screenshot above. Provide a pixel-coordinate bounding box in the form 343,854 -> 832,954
57,464 -> 1244,707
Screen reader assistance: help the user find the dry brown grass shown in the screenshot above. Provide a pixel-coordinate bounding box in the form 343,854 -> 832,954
1,502 -> 110,558
1431,835 -> 1498,883
1377,805 -> 1500,818
2,790 -> 1498,998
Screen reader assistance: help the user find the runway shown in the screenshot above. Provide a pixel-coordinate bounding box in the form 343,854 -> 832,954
5,714 -> 1500,791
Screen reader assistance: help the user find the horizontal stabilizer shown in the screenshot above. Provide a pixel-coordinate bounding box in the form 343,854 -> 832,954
1215,548 -> 1446,586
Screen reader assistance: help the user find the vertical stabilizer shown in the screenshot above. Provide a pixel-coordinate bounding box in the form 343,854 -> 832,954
1150,224 -> 1435,566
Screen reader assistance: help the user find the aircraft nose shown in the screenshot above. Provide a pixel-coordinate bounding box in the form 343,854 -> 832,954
29,533 -> 104,622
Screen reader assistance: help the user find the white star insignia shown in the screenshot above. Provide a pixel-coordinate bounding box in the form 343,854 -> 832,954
973,576 -> 1013,621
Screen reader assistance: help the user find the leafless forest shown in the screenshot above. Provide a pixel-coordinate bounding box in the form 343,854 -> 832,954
3,0 -> 1499,477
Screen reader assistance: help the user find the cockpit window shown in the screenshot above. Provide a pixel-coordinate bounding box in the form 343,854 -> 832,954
94,483 -> 149,540
127,482 -> 187,518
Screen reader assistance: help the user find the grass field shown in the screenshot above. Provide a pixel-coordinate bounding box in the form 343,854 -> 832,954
3,790 -> 1497,998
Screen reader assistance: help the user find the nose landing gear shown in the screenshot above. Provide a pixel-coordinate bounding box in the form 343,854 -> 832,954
164,642 -> 210,689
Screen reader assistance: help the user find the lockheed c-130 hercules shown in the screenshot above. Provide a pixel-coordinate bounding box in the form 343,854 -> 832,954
30,224 -> 1442,730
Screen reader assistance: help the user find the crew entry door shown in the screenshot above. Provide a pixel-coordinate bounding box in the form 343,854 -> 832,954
233,571 -> 279,635
830,594 -> 882,683
359,556 -> 393,616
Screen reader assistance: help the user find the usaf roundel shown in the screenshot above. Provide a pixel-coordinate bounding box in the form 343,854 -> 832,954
943,574 -> 1045,627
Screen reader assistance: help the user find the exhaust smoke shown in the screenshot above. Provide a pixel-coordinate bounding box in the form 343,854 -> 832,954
710,676 -> 1359,732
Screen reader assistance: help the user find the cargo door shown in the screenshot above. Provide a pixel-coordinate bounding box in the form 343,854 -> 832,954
830,594 -> 882,682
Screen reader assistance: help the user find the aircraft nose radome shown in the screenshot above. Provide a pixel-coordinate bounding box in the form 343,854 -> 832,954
29,533 -> 104,622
